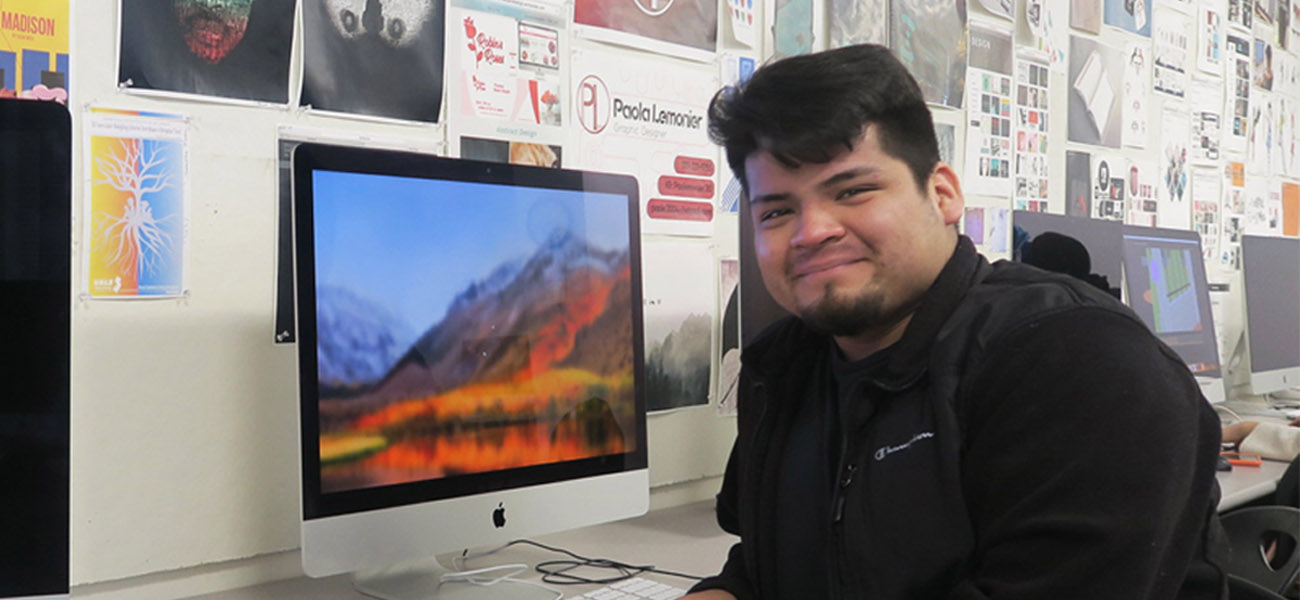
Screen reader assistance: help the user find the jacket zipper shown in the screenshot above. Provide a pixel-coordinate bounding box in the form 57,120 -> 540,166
747,379 -> 774,593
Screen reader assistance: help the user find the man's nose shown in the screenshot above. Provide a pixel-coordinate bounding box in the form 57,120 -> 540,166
790,204 -> 845,248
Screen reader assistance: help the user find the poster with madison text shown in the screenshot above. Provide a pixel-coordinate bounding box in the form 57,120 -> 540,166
0,0 -> 68,101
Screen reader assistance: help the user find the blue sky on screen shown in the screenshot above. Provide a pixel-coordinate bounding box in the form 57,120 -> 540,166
312,170 -> 630,331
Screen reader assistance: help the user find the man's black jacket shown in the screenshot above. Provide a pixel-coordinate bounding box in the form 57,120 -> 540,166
691,237 -> 1228,599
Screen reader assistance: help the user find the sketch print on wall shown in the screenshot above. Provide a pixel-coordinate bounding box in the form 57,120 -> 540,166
300,0 -> 447,122
118,0 -> 295,102
890,0 -> 966,108
642,241 -> 714,411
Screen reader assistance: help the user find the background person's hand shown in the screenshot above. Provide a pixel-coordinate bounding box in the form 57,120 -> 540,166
1222,421 -> 1260,446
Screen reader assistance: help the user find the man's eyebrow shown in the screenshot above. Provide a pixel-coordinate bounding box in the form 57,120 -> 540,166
749,191 -> 791,205
817,167 -> 880,190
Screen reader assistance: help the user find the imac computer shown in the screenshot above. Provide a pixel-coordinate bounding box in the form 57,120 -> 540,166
1239,235 -> 1300,395
1011,211 -> 1124,299
1120,226 -> 1225,404
0,99 -> 71,600
293,143 -> 649,599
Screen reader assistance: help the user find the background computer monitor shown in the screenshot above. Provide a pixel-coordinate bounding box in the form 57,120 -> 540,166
1012,211 -> 1124,299
1120,226 -> 1225,403
1239,235 -> 1300,395
0,99 -> 71,599
294,144 -> 649,598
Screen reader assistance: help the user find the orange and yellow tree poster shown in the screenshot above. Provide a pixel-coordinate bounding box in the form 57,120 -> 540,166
0,0 -> 69,101
84,108 -> 188,298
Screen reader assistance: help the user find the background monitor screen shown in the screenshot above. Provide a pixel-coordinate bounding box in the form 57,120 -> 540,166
1240,235 -> 1300,393
1011,211 -> 1124,299
294,144 -> 649,584
1120,227 -> 1221,379
0,99 -> 70,598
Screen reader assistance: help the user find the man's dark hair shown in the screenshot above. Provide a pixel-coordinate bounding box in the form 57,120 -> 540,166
708,44 -> 940,191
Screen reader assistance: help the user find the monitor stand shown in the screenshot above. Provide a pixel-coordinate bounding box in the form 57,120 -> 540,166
353,555 -> 556,600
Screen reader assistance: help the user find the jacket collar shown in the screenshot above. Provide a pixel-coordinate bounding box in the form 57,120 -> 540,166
744,236 -> 988,390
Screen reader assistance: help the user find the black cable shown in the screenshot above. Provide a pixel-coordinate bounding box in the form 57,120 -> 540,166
493,538 -> 707,585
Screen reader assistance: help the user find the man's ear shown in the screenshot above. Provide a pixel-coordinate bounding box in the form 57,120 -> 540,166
928,162 -> 965,226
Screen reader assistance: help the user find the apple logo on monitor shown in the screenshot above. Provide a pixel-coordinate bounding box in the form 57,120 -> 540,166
492,503 -> 506,528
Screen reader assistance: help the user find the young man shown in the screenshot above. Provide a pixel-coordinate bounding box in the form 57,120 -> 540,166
683,45 -> 1227,599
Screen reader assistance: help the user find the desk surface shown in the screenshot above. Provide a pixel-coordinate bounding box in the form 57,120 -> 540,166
181,502 -> 734,600
1216,458 -> 1291,512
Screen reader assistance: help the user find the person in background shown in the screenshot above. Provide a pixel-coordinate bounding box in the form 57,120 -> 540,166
682,44 -> 1227,600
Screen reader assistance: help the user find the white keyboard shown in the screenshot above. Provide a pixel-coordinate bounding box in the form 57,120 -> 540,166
572,576 -> 688,600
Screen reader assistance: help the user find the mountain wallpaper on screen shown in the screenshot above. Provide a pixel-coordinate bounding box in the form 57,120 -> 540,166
315,234 -> 637,492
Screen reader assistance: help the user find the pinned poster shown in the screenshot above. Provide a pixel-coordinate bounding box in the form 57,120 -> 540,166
118,0 -> 294,104
1228,0 -> 1254,30
1022,0 -> 1066,73
1103,0 -> 1151,36
83,108 -> 188,299
718,53 -> 757,213
300,0 -> 446,122
1092,153 -> 1127,221
1226,33 -> 1252,154
716,257 -> 740,416
1253,37 -> 1275,91
571,48 -> 718,236
1014,55 -> 1051,212
1283,181 -> 1300,236
1127,160 -> 1160,226
891,0 -> 967,108
1158,109 -> 1192,229
1068,35 -> 1123,148
963,22 -> 1015,198
1243,176 -> 1279,235
1222,161 -> 1247,268
1123,41 -> 1152,148
829,0 -> 887,48
725,0 -> 759,47
1199,3 -> 1225,75
447,0 -> 569,166
0,0 -> 68,102
1190,77 -> 1223,165
574,0 -> 719,61
641,240 -> 715,412
1153,8 -> 1191,99
1249,90 -> 1277,175
1192,169 -> 1222,262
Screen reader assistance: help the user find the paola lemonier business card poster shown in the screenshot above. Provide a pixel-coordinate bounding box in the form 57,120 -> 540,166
570,47 -> 718,237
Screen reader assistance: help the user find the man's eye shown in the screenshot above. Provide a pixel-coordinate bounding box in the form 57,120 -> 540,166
759,208 -> 792,222
837,186 -> 875,201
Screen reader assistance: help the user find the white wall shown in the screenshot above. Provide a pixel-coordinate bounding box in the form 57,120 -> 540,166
69,1 -> 739,590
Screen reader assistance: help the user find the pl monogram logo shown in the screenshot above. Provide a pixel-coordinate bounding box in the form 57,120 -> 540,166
632,0 -> 676,16
576,75 -> 611,134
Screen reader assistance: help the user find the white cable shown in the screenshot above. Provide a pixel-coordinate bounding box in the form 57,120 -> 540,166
443,547 -> 566,599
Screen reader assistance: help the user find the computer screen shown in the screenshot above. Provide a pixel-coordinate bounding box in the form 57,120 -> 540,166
1012,211 -> 1123,299
294,144 -> 649,595
0,99 -> 70,599
1120,226 -> 1224,402
1240,235 -> 1300,394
